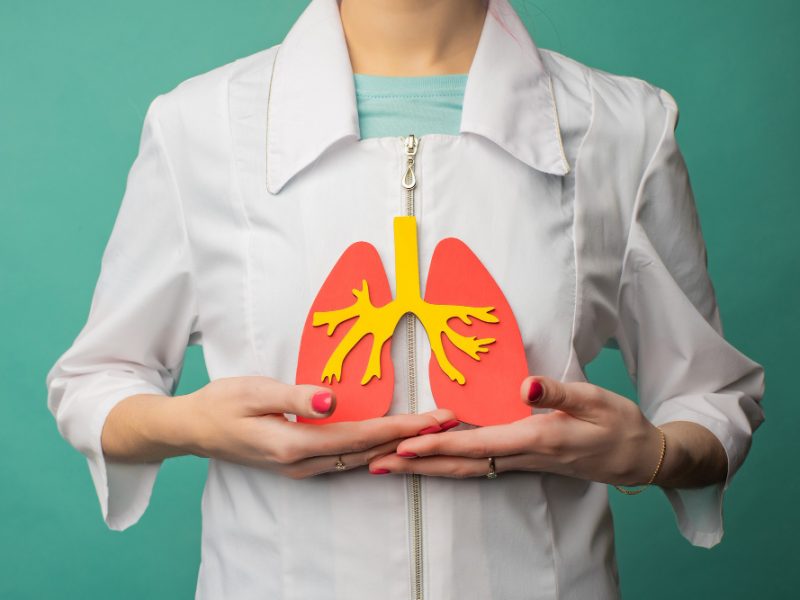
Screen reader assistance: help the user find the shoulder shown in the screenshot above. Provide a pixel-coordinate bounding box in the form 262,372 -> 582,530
144,44 -> 280,142
539,47 -> 679,166
538,48 -> 693,281
540,46 -> 678,124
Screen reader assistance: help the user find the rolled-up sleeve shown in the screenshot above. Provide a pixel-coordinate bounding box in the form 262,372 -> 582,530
45,94 -> 200,531
612,86 -> 766,548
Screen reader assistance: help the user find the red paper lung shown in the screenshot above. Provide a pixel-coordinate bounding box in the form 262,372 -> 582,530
295,241 -> 395,424
295,227 -> 531,426
424,238 -> 531,426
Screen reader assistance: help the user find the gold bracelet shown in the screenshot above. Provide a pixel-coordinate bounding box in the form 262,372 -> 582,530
613,426 -> 666,496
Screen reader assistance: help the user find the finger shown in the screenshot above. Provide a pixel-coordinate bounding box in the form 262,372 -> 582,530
395,420 -> 540,459
416,408 -> 459,428
520,375 -> 602,423
368,454 -> 539,478
279,410 -> 456,461
245,377 -> 338,419
281,438 -> 404,478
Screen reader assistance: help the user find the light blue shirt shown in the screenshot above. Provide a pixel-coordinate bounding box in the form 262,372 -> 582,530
353,73 -> 468,139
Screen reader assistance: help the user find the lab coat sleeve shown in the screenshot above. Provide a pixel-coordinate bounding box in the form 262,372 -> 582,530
611,87 -> 766,548
45,95 -> 200,531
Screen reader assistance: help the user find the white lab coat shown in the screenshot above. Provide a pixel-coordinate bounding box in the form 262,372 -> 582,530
45,0 -> 766,598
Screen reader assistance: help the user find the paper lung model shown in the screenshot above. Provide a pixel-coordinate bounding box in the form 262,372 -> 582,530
295,215 -> 530,426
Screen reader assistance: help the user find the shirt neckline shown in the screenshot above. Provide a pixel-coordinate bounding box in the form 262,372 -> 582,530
353,72 -> 469,97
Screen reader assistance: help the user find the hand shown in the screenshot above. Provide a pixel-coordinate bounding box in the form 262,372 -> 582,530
173,375 -> 456,479
367,375 -> 663,486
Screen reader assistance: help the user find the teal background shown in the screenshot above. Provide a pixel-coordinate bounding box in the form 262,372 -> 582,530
1,0 -> 796,597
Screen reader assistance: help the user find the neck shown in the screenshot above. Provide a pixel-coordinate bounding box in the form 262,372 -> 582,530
338,0 -> 488,76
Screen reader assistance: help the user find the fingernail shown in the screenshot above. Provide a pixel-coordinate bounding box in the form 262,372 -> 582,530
440,419 -> 460,431
527,380 -> 543,404
370,468 -> 391,474
397,451 -> 418,458
311,390 -> 332,414
418,424 -> 442,435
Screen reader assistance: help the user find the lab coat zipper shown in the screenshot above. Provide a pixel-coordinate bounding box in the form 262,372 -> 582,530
401,133 -> 424,600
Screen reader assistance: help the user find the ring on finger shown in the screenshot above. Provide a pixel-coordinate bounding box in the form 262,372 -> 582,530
335,455 -> 347,471
486,457 -> 498,479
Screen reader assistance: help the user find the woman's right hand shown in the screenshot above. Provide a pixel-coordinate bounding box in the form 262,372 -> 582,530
171,375 -> 457,479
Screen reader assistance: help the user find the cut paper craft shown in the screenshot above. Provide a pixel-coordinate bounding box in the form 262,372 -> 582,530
295,215 -> 530,426
295,241 -> 395,424
424,237 -> 531,425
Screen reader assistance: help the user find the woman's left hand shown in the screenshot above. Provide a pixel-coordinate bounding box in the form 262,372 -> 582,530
367,375 -> 664,486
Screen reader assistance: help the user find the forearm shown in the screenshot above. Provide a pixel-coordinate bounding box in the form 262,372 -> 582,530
653,421 -> 728,488
101,393 -> 191,463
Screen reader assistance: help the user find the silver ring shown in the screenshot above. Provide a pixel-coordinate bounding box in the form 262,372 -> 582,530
335,456 -> 346,471
486,457 -> 498,479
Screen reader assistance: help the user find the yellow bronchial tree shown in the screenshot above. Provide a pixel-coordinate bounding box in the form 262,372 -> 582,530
313,216 -> 499,386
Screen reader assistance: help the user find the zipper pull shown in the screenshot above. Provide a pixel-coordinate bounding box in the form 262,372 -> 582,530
402,134 -> 418,190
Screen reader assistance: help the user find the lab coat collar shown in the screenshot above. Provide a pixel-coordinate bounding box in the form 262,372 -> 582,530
265,0 -> 571,194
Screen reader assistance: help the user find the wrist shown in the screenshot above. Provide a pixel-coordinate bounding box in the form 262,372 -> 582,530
651,424 -> 686,488
628,422 -> 667,487
652,421 -> 728,488
102,393 -> 193,463
613,422 -> 667,494
141,393 -> 196,460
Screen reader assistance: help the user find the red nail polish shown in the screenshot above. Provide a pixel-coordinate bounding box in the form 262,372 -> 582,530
370,468 -> 391,474
527,380 -> 543,404
397,451 -> 418,458
440,419 -> 460,431
418,424 -> 442,435
311,390 -> 332,413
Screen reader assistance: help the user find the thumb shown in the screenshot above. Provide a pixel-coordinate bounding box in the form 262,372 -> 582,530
287,384 -> 338,420
520,375 -> 594,419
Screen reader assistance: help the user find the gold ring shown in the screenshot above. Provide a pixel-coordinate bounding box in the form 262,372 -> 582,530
335,456 -> 346,471
486,457 -> 497,479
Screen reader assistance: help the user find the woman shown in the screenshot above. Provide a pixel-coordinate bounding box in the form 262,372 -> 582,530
46,0 -> 765,598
